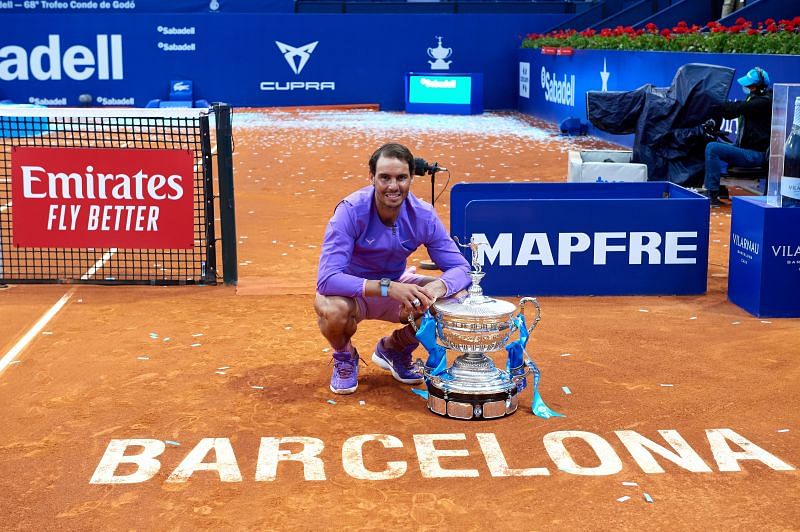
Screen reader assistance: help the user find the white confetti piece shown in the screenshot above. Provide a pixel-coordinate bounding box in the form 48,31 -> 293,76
638,308 -> 649,313
622,481 -> 638,487
284,326 -> 292,330
251,385 -> 265,390
659,383 -> 674,387
731,321 -> 741,325
137,356 -> 150,360
777,428 -> 790,433
165,440 -> 180,446
359,400 -> 366,405
77,299 -> 83,303
560,353 -> 573,357
617,496 -> 631,503
760,320 -> 772,324
215,371 -> 226,375
322,348 -> 330,353
217,366 -> 230,370
689,316 -> 697,320
163,337 -> 171,342
9,360 -> 21,365
643,493 -> 654,503
192,333 -> 204,337
41,331 -> 53,335
561,386 -> 572,395
327,399 -> 337,405
191,343 -> 202,347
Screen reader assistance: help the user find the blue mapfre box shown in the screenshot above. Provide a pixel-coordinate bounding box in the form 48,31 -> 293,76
405,72 -> 483,115
728,197 -> 800,317
450,182 -> 709,296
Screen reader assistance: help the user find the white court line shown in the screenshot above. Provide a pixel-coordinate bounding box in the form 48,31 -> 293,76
1,143 -> 216,374
0,290 -> 74,375
0,247 -> 117,374
80,249 -> 118,280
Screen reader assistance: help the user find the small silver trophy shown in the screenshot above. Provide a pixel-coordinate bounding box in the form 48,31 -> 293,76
412,237 -> 542,420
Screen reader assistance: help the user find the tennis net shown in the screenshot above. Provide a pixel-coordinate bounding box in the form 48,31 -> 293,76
0,106 -> 232,285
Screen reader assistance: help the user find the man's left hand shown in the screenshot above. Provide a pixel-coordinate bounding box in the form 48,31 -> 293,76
420,279 -> 447,303
400,280 -> 447,322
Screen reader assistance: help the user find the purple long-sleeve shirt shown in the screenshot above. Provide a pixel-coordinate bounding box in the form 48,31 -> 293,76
317,186 -> 471,298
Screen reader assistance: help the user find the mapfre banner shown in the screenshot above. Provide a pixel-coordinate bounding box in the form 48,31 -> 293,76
11,147 -> 195,249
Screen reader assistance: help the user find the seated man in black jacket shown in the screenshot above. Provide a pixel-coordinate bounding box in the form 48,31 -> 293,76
703,67 -> 772,206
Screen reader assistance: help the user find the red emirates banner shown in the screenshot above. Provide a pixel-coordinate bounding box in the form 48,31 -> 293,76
11,147 -> 195,249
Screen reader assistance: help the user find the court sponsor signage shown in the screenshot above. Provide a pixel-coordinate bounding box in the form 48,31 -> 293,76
88,427 -> 796,484
260,40 -> 335,92
0,34 -> 124,81
450,182 -> 709,296
727,197 -> 800,317
11,146 -> 194,248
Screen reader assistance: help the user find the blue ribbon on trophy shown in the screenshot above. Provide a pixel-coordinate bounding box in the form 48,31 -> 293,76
505,314 -> 564,419
416,311 -> 448,377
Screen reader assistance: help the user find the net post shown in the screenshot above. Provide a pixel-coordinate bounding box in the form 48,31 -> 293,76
200,113 -> 218,285
214,103 -> 238,286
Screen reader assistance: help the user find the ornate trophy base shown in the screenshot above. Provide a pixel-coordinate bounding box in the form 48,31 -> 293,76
425,352 -> 521,420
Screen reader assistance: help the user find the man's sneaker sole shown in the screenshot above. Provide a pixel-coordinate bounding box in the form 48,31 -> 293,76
371,352 -> 423,385
330,382 -> 357,395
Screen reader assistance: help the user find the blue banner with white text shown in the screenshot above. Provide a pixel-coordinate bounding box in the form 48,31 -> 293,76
0,0 -> 293,14
450,182 -> 709,296
0,13 -> 566,109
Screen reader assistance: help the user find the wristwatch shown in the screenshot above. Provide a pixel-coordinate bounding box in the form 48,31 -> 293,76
380,278 -> 391,297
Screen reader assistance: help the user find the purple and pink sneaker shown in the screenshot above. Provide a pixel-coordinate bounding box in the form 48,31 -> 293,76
371,338 -> 423,384
330,348 -> 360,394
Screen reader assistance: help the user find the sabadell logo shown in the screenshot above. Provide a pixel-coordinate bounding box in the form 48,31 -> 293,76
0,35 -> 124,81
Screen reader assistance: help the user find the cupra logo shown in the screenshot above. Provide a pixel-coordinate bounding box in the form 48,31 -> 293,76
275,41 -> 319,75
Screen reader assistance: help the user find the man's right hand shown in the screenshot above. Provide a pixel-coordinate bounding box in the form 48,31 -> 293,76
390,281 -> 434,315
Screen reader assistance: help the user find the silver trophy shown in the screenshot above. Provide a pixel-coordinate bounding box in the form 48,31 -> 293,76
412,237 -> 541,420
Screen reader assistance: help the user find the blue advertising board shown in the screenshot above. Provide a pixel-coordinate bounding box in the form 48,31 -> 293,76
450,182 -> 709,296
517,48 -> 800,147
0,13 -> 566,109
728,197 -> 800,318
405,72 -> 483,115
0,0 -> 293,13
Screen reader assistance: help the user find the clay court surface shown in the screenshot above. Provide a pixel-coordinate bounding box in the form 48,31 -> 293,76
1,109 -> 799,530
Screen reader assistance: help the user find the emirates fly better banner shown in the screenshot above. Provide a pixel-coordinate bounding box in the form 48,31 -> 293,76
11,147 -> 195,249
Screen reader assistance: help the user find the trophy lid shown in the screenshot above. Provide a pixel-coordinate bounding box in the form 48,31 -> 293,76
435,235 -> 517,318
433,294 -> 517,318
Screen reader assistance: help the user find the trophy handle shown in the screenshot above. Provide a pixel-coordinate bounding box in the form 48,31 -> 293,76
518,297 -> 541,334
407,312 -> 418,332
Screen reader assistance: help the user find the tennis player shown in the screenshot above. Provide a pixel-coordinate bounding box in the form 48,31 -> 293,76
315,143 -> 471,394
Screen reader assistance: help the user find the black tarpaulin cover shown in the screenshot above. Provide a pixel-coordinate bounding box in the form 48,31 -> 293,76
587,63 -> 735,185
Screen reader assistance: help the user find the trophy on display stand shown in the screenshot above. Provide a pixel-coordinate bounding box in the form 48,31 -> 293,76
411,237 -> 563,420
